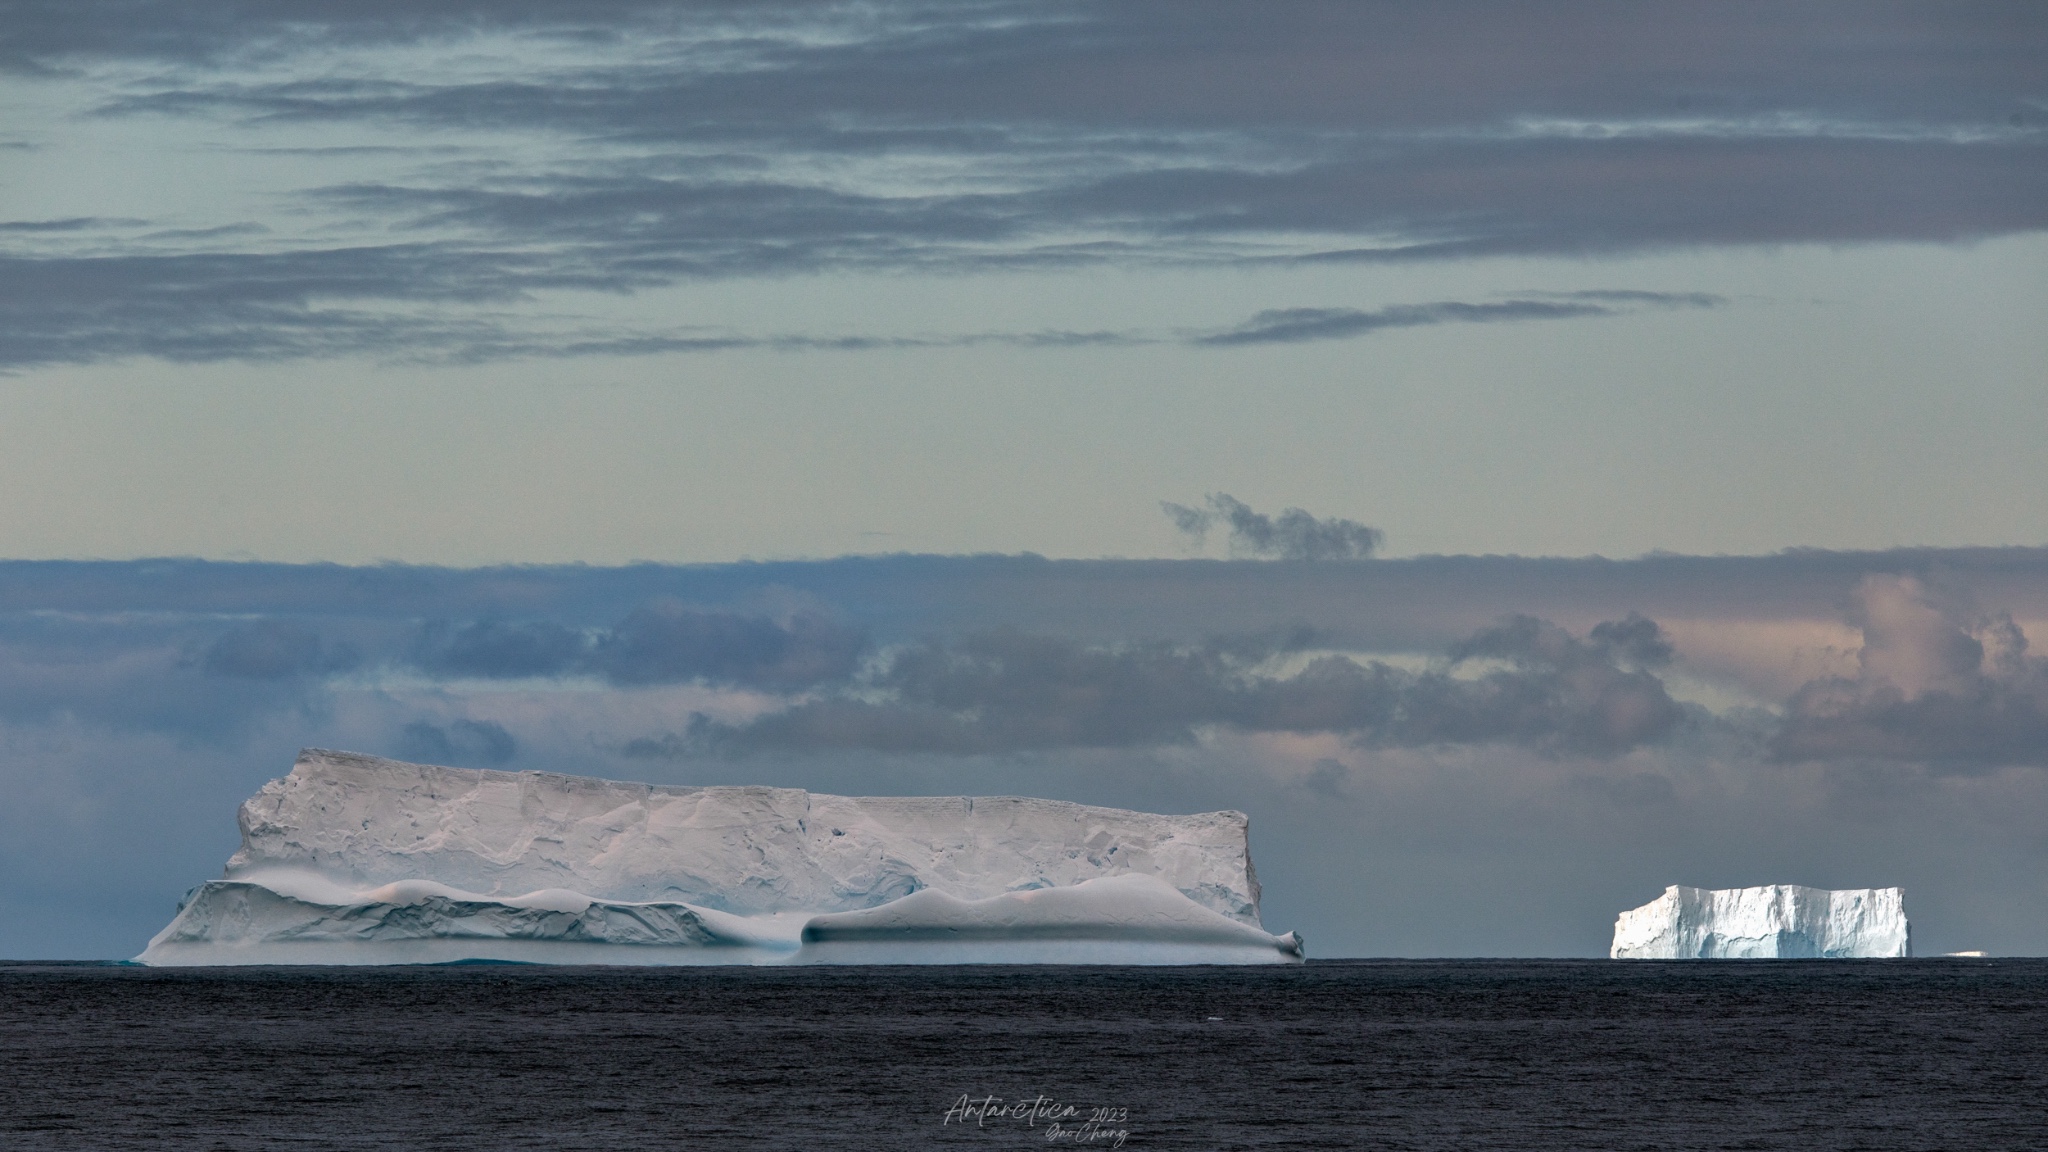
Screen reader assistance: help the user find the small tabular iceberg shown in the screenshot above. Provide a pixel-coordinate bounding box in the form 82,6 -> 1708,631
139,749 -> 1304,966
1610,884 -> 1909,959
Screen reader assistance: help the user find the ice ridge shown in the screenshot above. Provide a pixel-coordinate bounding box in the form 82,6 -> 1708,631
139,749 -> 1303,966
1610,884 -> 1909,959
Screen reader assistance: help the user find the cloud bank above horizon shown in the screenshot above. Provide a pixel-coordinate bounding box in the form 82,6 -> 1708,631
4,543 -> 2046,960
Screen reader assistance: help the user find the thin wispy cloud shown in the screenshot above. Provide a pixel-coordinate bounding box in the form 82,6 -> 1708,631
1,1 -> 2039,364
1193,301 -> 1612,347
0,265 -> 1720,368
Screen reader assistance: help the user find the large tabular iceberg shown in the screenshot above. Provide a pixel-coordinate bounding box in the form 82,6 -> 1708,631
1610,884 -> 1909,959
139,749 -> 1303,966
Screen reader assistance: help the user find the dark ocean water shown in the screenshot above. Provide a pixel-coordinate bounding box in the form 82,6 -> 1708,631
2,959 -> 2044,1151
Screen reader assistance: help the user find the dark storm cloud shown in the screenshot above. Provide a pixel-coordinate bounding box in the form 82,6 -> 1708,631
1161,495 -> 1382,560
3,1 -> 2041,364
673,614 -> 1686,757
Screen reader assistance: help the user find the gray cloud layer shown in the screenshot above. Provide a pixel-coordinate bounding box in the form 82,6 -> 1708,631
1193,302 -> 1610,346
664,613 -> 1687,758
0,550 -> 2042,764
0,259 -> 1716,367
2,1 -> 2040,364
414,605 -> 867,691
4,548 -> 2047,958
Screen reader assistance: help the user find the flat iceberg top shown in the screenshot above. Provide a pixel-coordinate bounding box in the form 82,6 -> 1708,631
229,748 -> 1265,918
141,749 -> 1300,967
1611,884 -> 1909,959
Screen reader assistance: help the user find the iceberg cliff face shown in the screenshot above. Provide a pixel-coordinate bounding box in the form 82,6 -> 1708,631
140,749 -> 1303,966
1610,885 -> 1909,959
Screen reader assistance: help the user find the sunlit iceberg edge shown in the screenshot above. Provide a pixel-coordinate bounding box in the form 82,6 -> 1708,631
1610,884 -> 1909,959
139,872 -> 1306,967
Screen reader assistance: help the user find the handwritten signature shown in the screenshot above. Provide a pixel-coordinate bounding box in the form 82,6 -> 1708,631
943,1094 -> 1131,1147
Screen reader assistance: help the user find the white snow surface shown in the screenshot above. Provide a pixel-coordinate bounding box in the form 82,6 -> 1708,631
1610,884 -> 1909,959
139,749 -> 1302,965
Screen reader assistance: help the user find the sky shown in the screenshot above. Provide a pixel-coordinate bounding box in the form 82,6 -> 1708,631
1,1 -> 2044,958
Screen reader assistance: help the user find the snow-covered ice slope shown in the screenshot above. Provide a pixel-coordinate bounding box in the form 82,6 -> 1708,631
1610,884 -> 1909,959
139,749 -> 1303,965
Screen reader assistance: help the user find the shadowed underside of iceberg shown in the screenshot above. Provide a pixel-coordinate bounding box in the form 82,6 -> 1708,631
139,749 -> 1303,965
1610,884 -> 1909,959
